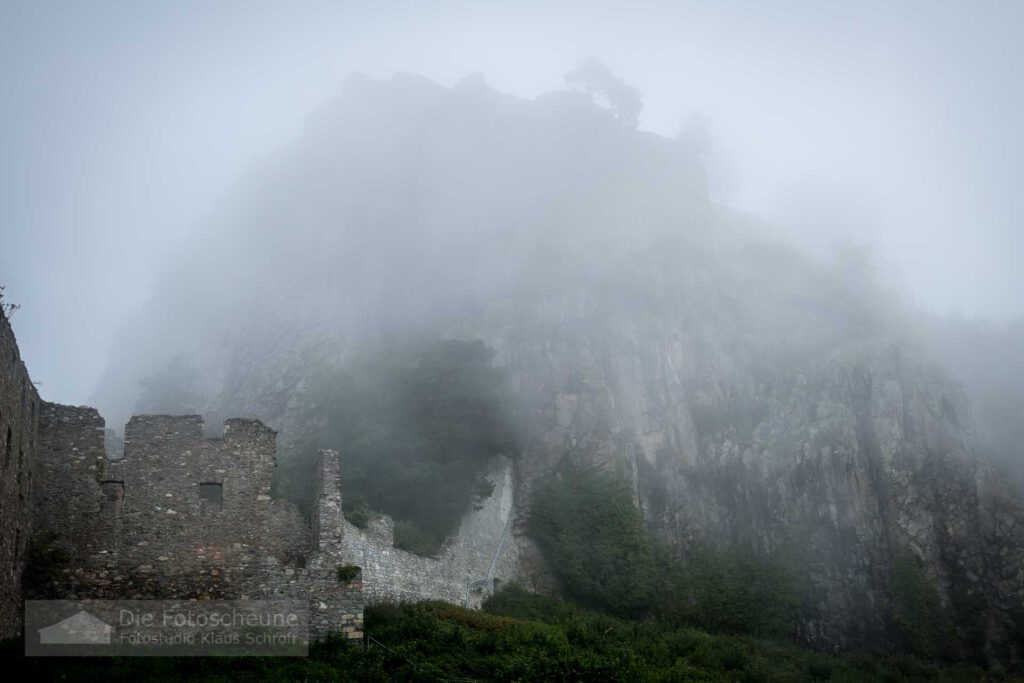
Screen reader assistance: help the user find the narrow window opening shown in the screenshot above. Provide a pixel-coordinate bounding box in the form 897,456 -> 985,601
199,482 -> 223,515
100,480 -> 125,515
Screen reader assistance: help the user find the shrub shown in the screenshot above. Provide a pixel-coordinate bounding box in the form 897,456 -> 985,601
0,591 -> 1002,681
394,520 -> 442,557
663,539 -> 803,639
891,552 -> 957,659
527,464 -> 805,638
528,464 -> 662,617
336,564 -> 360,582
346,500 -> 375,529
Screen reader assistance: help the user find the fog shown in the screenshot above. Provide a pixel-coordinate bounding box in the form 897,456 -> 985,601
8,4 -> 1024,665
2,0 -> 1022,410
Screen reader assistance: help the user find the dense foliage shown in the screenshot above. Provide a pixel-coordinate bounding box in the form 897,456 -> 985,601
528,463 -> 663,617
529,464 -> 804,639
666,540 -> 805,639
891,553 -> 958,660
290,338 -> 516,554
3,593 -> 1009,682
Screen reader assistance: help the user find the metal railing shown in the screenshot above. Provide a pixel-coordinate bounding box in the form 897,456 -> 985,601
463,503 -> 515,607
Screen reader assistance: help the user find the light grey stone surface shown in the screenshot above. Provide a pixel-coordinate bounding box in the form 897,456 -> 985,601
313,451 -> 519,608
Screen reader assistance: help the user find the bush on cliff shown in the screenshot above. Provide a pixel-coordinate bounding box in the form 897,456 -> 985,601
891,552 -> 958,661
529,464 -> 804,638
528,462 -> 663,617
663,539 -> 803,639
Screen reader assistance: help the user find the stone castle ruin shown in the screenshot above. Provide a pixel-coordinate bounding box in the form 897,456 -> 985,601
0,312 -> 519,641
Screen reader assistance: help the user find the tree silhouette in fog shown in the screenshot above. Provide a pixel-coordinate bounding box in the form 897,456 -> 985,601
565,58 -> 642,128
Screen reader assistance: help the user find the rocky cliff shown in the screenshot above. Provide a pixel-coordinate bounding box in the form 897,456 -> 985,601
93,73 -> 1024,665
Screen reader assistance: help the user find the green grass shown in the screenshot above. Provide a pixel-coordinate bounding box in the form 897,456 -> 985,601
1,589 -> 1015,682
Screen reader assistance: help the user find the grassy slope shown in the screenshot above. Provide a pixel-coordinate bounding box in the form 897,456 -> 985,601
1,591 -> 1016,682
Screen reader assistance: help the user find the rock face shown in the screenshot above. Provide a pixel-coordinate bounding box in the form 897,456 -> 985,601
436,234 -> 1023,663
486,298 -> 1024,662
90,73 -> 1024,664
0,311 -> 41,638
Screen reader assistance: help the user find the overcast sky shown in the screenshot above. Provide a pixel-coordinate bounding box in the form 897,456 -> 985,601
2,0 -> 1022,405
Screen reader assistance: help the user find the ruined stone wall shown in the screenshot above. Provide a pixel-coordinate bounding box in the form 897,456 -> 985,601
71,416 -> 309,599
31,412 -> 364,643
0,312 -> 40,638
313,450 -> 520,608
2,301 -> 520,645
34,403 -> 106,566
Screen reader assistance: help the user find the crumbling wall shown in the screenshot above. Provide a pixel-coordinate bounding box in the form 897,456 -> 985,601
72,415 -> 309,598
24,397 -> 519,643
0,312 -> 40,638
25,408 -> 520,643
3,306 -> 367,644
314,450 -> 520,608
32,412 -> 364,643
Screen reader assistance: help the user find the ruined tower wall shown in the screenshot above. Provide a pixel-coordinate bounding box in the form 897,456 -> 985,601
73,415 -> 309,598
32,413 -> 364,642
0,312 -> 40,638
34,403 -> 105,563
274,450 -> 365,641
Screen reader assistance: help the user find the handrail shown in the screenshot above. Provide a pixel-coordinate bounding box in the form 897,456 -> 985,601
486,504 -> 515,580
463,503 -> 515,606
365,634 -> 418,668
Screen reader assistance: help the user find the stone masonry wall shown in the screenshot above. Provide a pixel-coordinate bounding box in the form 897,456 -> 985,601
94,415 -> 309,591
34,403 -> 106,567
31,413 -> 364,643
28,409 -> 525,644
0,311 -> 40,638
1,306 -> 514,644
313,450 -> 520,608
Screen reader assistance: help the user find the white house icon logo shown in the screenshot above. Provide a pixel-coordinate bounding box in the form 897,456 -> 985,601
38,610 -> 113,645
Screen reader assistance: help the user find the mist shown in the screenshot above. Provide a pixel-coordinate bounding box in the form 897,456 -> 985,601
1,0 -> 1022,408
7,2 -> 1024,672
